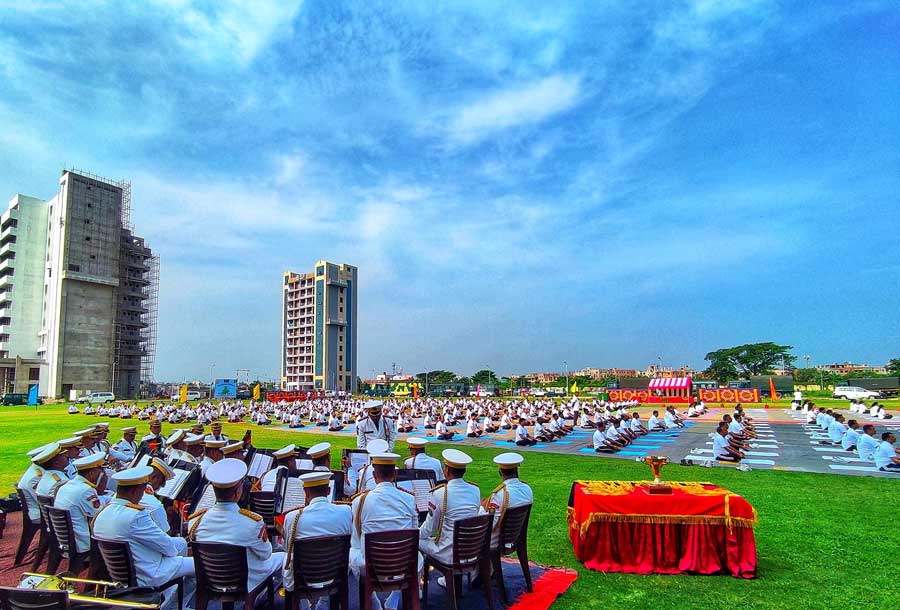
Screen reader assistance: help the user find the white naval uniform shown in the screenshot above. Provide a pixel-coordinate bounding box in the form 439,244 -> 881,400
403,453 -> 445,483
356,416 -> 396,450
141,433 -> 168,449
350,482 -> 419,574
16,464 -> 44,522
188,502 -> 284,592
419,478 -> 485,565
353,463 -> 377,495
35,469 -> 68,498
141,487 -> 170,533
282,496 -> 352,591
260,465 -> 287,491
110,438 -> 138,463
92,498 -> 193,590
485,478 -> 533,549
199,456 -> 215,478
53,475 -> 112,553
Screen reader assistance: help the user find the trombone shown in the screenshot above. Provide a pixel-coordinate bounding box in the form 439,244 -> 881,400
19,572 -> 160,609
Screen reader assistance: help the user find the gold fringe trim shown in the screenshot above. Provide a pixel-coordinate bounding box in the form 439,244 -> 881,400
572,511 -> 757,538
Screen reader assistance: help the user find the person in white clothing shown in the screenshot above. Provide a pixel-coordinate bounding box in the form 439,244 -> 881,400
403,437 -> 444,482
93,466 -> 195,610
52,453 -> 112,554
356,403 -> 396,450
874,432 -> 900,472
419,449 -> 485,567
841,420 -> 861,452
143,458 -> 175,533
856,425 -> 880,462
350,452 -> 419,610
188,459 -> 285,595
260,444 -> 297,491
282,472 -> 352,598
485,453 -> 534,549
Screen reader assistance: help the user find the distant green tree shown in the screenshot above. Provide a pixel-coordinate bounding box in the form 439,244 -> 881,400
415,370 -> 458,385
471,369 -> 498,385
885,358 -> 900,376
704,343 -> 795,380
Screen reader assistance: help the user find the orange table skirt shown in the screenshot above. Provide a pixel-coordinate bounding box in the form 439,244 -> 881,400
567,481 -> 758,578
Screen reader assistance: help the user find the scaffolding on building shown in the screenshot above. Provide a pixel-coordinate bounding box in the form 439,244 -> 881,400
65,167 -> 132,230
141,253 -> 159,384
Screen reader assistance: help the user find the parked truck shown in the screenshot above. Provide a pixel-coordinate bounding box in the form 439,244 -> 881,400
843,377 -> 900,398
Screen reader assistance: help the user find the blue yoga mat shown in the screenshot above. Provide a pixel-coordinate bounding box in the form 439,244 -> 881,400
494,441 -> 547,449
629,445 -> 661,450
617,450 -> 647,456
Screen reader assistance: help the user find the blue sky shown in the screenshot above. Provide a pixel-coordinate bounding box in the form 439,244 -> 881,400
1,1 -> 898,381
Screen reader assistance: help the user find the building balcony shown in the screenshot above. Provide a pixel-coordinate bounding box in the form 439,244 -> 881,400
0,224 -> 16,242
0,242 -> 14,258
326,317 -> 347,326
0,259 -> 13,275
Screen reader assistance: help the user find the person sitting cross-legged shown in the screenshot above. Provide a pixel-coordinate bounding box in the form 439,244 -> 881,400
874,432 -> 900,472
712,422 -> 745,463
514,419 -> 537,446
593,423 -> 623,453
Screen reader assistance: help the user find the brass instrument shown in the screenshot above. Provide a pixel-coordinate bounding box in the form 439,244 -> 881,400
18,573 -> 160,609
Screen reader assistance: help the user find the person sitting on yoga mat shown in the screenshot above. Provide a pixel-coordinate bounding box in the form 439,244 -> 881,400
648,410 -> 665,431
713,422 -> 745,462
514,419 -> 537,446
874,432 -> 900,472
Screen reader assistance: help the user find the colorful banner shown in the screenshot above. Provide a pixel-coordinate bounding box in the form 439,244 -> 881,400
698,388 -> 760,403
179,384 -> 187,402
607,389 -> 650,402
27,384 -> 39,406
252,384 -> 261,400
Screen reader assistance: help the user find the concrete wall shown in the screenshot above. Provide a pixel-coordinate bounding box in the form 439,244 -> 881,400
58,279 -> 116,395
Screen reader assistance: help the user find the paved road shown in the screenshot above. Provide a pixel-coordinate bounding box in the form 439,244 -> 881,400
277,407 -> 900,478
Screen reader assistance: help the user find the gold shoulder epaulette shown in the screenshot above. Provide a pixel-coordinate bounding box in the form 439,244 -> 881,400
491,483 -> 506,495
465,480 -> 480,488
430,483 -> 446,493
51,473 -> 61,482
239,508 -> 263,522
187,508 -> 207,521
125,502 -> 145,511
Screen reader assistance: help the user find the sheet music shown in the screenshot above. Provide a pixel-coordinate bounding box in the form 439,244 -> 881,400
282,477 -> 306,512
346,452 -> 369,492
247,453 -> 273,479
157,469 -> 190,500
194,485 -> 217,512
397,480 -> 431,513
296,459 -> 314,471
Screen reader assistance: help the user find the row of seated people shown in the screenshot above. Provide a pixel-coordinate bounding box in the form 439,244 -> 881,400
17,430 -> 535,610
706,413 -> 758,471
811,410 -> 900,471
846,399 -> 893,419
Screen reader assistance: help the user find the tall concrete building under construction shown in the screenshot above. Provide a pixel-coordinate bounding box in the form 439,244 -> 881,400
281,261 -> 357,394
0,169 -> 158,398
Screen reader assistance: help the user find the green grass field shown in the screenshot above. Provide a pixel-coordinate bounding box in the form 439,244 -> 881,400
2,405 -> 896,609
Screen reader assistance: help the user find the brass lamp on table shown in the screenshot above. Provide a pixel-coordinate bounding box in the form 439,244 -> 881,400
644,455 -> 673,494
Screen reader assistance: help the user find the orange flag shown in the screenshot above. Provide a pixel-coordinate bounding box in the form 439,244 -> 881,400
769,377 -> 778,401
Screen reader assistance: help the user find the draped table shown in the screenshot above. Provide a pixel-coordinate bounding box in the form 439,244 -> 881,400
567,481 -> 758,578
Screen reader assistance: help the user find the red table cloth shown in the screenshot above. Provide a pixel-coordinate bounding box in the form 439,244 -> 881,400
567,481 -> 757,578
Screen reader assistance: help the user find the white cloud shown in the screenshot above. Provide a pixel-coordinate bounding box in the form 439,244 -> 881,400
444,74 -> 582,145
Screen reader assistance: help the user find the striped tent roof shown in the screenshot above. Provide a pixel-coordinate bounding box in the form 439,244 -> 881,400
648,377 -> 692,389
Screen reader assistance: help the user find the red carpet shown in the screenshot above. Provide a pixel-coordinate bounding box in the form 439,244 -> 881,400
507,567 -> 578,610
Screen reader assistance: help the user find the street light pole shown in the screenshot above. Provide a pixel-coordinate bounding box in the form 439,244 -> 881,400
564,360 -> 568,397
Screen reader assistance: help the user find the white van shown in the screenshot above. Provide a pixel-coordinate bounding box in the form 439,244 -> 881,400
170,391 -> 202,401
76,392 -> 116,404
832,386 -> 881,400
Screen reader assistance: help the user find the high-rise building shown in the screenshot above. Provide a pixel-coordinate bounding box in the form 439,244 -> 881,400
0,169 -> 158,399
281,260 -> 357,393
0,195 -> 48,392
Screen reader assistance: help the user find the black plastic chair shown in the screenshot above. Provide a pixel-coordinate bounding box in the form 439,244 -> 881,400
359,529 -> 420,610
33,495 -> 59,572
422,515 -> 494,610
286,534 -> 351,610
93,536 -> 184,610
192,541 -> 279,610
13,489 -> 41,565
47,507 -> 89,575
490,504 -> 533,604
0,587 -> 68,610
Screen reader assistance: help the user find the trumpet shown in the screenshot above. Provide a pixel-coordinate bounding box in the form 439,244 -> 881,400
19,573 -> 160,609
